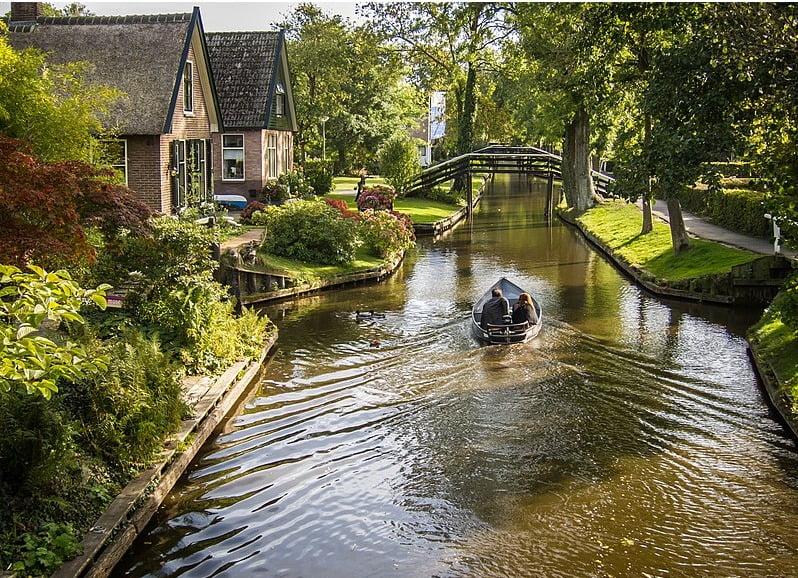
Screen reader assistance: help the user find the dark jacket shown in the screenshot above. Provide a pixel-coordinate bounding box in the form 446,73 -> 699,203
481,296 -> 510,328
512,302 -> 539,325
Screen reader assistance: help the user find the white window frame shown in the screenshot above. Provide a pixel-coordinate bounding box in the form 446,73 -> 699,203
114,139 -> 128,186
183,61 -> 194,115
266,134 -> 278,177
275,82 -> 285,117
222,133 -> 245,182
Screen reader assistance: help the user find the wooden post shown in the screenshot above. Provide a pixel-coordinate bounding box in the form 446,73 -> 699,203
545,166 -> 554,219
466,171 -> 473,221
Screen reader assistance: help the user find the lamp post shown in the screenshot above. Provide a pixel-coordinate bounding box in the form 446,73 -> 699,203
321,116 -> 329,161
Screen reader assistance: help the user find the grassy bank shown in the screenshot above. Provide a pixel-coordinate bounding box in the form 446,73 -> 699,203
258,247 -> 386,283
577,201 -> 758,281
749,291 -> 798,417
325,191 -> 462,225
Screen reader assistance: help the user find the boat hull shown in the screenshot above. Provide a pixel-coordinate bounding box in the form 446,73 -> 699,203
471,277 -> 543,345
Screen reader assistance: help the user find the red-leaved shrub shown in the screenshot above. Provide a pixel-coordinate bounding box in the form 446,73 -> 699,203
241,201 -> 266,223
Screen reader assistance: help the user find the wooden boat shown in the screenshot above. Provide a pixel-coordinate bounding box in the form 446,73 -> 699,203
472,277 -> 543,344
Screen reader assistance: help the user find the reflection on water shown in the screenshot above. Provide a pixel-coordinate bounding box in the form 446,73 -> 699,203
116,176 -> 798,577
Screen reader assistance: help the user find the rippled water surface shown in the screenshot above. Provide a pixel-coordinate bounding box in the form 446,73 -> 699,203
117,176 -> 798,577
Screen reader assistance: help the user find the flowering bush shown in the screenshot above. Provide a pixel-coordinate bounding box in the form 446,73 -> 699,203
357,184 -> 396,211
241,201 -> 266,223
259,199 -> 359,265
324,197 -> 358,220
359,209 -> 415,259
262,179 -> 291,205
279,169 -> 314,199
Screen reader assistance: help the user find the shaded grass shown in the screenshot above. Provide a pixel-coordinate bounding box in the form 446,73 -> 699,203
324,191 -> 461,225
257,246 -> 385,284
577,201 -> 758,282
749,292 -> 798,416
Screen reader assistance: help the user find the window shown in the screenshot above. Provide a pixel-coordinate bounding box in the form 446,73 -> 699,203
173,140 -> 187,207
266,134 -> 278,177
275,82 -> 285,117
183,61 -> 194,114
100,139 -> 128,185
173,139 -> 212,208
282,137 -> 290,173
222,134 -> 245,181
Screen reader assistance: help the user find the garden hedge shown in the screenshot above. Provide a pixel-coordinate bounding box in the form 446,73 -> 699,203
674,187 -> 770,239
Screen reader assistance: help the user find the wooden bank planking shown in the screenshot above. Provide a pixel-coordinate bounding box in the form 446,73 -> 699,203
413,176 -> 488,238
748,344 -> 798,441
52,333 -> 279,578
238,250 -> 406,306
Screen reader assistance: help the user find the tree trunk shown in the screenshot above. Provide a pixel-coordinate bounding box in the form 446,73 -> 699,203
561,123 -> 576,209
571,105 -> 595,213
666,197 -> 690,253
454,62 -> 478,192
640,110 -> 653,234
641,195 -> 653,234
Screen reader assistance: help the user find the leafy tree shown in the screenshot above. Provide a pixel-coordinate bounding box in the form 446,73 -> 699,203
280,4 -> 422,173
0,264 -> 109,399
0,24 -> 119,163
363,2 -> 511,189
0,136 -> 153,268
379,133 -> 421,195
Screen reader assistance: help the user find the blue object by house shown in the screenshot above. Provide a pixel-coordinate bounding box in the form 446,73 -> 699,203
214,194 -> 248,210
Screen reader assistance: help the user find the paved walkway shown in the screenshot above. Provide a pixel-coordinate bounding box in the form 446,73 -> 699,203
220,228 -> 265,252
641,199 -> 796,259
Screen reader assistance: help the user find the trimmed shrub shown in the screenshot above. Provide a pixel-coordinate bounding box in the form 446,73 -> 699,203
324,197 -> 358,219
259,199 -> 359,265
704,161 -> 754,178
675,187 -> 769,238
241,201 -> 266,223
357,184 -> 396,212
359,209 -> 415,259
378,133 -> 421,195
303,159 -> 334,196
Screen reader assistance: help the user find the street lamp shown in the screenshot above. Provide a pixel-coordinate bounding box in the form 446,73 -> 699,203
320,116 -> 329,161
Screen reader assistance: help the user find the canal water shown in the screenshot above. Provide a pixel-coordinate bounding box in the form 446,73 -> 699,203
117,176 -> 798,577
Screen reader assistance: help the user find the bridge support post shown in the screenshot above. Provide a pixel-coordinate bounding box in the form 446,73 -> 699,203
466,171 -> 473,221
545,169 -> 554,220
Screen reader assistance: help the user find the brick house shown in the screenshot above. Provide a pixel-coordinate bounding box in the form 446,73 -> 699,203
206,31 -> 298,199
7,3 -> 222,214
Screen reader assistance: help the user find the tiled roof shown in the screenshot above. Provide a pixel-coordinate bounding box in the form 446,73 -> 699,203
206,31 -> 280,130
8,13 -> 194,135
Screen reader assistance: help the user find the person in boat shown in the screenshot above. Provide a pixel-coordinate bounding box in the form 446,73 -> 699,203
481,287 -> 510,329
512,292 -> 539,326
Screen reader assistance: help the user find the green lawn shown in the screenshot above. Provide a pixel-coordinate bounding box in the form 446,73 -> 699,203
577,201 -> 758,282
331,175 -> 387,194
749,291 -> 798,416
257,246 -> 385,284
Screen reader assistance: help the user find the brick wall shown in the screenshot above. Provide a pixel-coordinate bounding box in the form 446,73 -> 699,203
212,130 -> 263,198
125,135 -> 165,212
159,44 -> 214,211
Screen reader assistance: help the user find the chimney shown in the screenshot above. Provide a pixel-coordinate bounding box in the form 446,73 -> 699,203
10,2 -> 42,23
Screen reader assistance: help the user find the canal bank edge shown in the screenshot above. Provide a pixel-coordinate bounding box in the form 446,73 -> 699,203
413,175 -> 489,237
50,333 -> 279,578
747,342 -> 798,440
556,207 -> 793,306
231,250 -> 406,306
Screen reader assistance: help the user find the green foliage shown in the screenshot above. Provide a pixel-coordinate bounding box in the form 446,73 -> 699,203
62,330 -> 185,469
358,210 -> 415,259
280,4 -> 423,172
0,265 -> 110,399
0,31 -> 119,163
279,169 -> 315,198
675,187 -> 769,238
577,201 -> 757,282
259,199 -> 359,265
378,133 -> 421,195
303,158 -> 335,195
3,522 -> 81,576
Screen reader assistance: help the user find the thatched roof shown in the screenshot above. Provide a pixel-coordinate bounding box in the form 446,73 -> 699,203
8,13 -> 195,135
206,31 -> 281,130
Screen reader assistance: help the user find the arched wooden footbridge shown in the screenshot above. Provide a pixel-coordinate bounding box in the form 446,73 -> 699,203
406,144 -> 615,219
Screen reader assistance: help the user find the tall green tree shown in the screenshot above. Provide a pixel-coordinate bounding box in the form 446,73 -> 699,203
363,2 -> 511,189
280,4 -> 422,173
